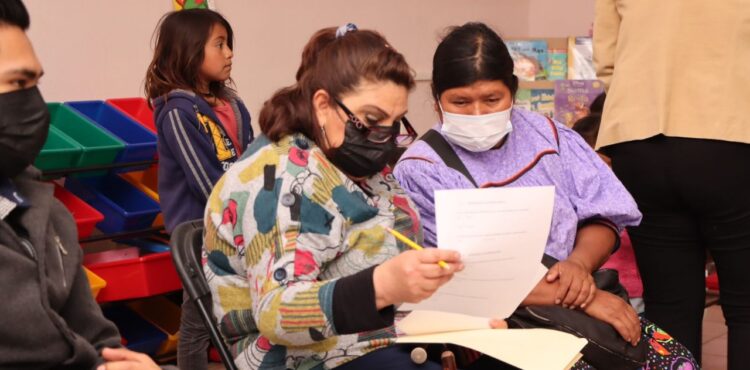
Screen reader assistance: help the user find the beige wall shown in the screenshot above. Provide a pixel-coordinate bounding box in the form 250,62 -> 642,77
528,0 -> 594,37
23,0 -> 592,135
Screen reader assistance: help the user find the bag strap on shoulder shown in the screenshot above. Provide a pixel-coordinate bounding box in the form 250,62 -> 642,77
420,129 -> 478,188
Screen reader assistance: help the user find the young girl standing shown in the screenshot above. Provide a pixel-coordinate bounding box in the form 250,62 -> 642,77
144,9 -> 253,369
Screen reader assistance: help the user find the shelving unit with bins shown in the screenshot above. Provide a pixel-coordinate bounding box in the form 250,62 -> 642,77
39,98 -> 183,361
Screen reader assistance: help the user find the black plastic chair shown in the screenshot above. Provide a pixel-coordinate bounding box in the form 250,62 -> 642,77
170,219 -> 238,370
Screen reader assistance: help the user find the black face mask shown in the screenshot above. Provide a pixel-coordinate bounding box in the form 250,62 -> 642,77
0,86 -> 50,178
327,120 -> 396,178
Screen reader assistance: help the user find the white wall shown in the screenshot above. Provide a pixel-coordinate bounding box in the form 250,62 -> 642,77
23,1 -> 593,134
25,1 -> 171,101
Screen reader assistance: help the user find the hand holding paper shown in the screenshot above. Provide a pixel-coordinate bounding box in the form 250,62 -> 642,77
399,186 -> 555,320
395,186 -> 588,369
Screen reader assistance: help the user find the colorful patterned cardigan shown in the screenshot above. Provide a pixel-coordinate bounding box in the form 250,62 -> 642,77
203,134 -> 422,369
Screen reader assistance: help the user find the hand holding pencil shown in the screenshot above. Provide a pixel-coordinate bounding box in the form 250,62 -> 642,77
372,227 -> 464,308
386,227 -> 451,270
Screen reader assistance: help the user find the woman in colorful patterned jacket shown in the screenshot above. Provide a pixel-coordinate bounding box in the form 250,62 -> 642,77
202,24 -> 472,370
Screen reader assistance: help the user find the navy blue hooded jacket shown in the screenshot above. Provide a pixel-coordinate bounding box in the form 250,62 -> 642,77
153,90 -> 253,232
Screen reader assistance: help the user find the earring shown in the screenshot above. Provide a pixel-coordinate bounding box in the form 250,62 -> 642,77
319,119 -> 329,135
319,124 -> 332,149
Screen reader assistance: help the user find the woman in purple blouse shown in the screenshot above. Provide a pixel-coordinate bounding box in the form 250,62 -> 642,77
394,23 -> 698,369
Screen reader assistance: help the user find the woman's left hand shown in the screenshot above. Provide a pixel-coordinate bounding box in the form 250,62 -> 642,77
489,318 -> 507,329
546,259 -> 596,309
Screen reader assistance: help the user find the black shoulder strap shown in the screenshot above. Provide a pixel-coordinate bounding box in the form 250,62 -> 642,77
420,129 -> 478,188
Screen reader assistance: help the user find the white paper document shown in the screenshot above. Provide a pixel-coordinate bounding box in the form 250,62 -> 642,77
394,186 -> 585,369
399,186 -> 555,330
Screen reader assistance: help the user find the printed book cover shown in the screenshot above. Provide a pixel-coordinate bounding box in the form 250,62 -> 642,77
554,80 -> 605,127
507,40 -> 549,81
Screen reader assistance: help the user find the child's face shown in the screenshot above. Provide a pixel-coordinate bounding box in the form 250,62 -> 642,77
199,24 -> 232,86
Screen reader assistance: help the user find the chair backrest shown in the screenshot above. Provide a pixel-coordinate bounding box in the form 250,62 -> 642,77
170,219 -> 208,301
170,219 -> 238,370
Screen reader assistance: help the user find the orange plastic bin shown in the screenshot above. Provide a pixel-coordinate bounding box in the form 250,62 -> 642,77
121,165 -> 163,227
84,267 -> 107,299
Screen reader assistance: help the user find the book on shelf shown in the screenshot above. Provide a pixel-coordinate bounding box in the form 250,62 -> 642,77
531,89 -> 555,118
515,88 -> 533,111
548,48 -> 568,80
554,80 -> 605,127
567,36 -> 596,80
507,40 -> 549,81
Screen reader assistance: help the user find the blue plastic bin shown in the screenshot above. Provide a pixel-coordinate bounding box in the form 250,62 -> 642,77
65,175 -> 161,234
65,101 -> 157,169
116,239 -> 171,254
103,305 -> 167,355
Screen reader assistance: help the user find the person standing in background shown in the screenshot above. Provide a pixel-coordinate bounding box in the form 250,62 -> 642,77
594,1 -> 750,368
144,9 -> 253,369
572,93 -> 644,314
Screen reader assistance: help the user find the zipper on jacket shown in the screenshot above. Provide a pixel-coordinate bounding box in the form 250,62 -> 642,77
230,98 -> 244,148
194,104 -> 219,153
54,235 -> 67,288
193,104 -> 204,129
19,238 -> 36,261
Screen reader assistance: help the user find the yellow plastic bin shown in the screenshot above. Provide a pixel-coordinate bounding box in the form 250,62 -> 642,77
84,267 -> 107,299
121,165 -> 163,227
127,296 -> 181,355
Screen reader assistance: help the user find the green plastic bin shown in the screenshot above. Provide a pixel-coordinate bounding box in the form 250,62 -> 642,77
34,126 -> 82,171
48,103 -> 124,170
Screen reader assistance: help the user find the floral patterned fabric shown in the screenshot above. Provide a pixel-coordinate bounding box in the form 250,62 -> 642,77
569,318 -> 699,370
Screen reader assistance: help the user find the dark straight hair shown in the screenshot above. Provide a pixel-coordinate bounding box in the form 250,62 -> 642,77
0,0 -> 30,30
144,9 -> 235,105
432,22 -> 518,100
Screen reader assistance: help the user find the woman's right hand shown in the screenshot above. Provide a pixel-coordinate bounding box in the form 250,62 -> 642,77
583,289 -> 641,346
97,348 -> 161,370
373,248 -> 463,308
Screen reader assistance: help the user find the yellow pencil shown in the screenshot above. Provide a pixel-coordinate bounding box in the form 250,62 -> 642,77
385,227 -> 450,270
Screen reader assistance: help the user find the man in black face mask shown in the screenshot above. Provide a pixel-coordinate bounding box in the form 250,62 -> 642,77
0,2 -> 171,369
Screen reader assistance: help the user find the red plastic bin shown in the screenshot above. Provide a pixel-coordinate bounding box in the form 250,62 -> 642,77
106,98 -> 156,134
85,246 -> 182,303
52,183 -> 104,240
706,272 -> 719,291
